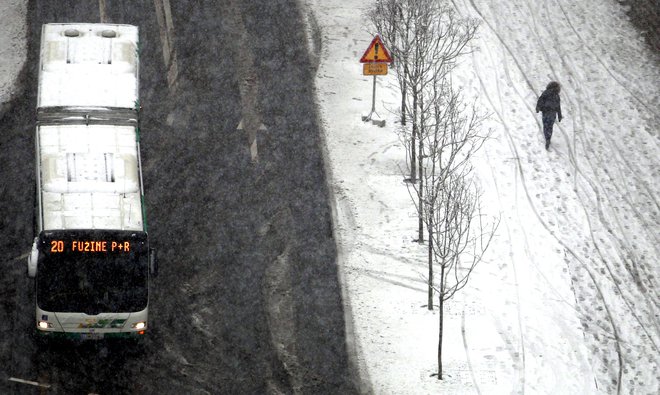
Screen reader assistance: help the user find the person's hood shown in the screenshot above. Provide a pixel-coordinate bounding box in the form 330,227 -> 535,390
546,81 -> 561,93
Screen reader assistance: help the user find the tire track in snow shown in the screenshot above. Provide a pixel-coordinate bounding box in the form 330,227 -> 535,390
479,21 -> 529,395
452,2 -> 586,393
464,0 -> 584,167
518,0 -> 602,185
461,310 -> 482,395
477,149 -> 523,394
455,2 -> 658,393
534,0 -> 660,318
570,171 -> 659,351
553,0 -> 660,121
538,0 -> 660,334
543,2 -> 660,272
460,7 -> 529,394
472,51 -> 625,395
537,2 -> 660,225
540,0 -> 660,238
484,152 -> 581,313
467,0 -> 659,348
545,2 -> 657,366
468,7 -> 557,393
463,0 -> 536,93
551,104 -> 656,355
475,0 -> 657,239
539,0 -> 656,247
459,2 -> 625,392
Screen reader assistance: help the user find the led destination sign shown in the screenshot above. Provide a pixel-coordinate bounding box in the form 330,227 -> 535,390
39,230 -> 147,258
49,240 -> 132,253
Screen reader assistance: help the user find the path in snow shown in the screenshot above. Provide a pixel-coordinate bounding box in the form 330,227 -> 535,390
454,0 -> 660,393
306,0 -> 659,393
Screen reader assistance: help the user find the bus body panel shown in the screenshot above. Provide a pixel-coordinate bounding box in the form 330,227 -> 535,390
38,23 -> 139,110
38,124 -> 143,231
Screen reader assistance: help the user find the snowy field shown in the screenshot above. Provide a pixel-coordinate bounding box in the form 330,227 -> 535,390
305,0 -> 659,394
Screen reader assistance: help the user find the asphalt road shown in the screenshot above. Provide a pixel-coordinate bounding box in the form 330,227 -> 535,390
0,1 -> 356,393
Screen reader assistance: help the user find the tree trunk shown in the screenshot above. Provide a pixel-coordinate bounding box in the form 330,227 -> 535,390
438,292 -> 444,380
417,109 -> 424,184
401,69 -> 407,126
418,127 -> 424,242
427,211 -> 433,310
410,85 -> 417,183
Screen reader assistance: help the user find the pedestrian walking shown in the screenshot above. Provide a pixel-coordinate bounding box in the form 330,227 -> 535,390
536,81 -> 563,150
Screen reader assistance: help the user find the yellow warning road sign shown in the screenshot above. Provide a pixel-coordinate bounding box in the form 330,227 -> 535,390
359,35 -> 393,63
363,63 -> 388,75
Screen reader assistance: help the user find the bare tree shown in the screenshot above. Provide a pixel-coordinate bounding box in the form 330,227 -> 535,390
410,75 -> 489,308
431,171 -> 499,380
367,0 -> 412,128
370,0 -> 498,382
368,0 -> 437,185
412,2 -> 478,241
417,73 -> 499,381
371,1 -> 479,244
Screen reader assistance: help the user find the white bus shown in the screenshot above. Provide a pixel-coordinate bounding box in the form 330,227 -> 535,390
27,23 -> 157,340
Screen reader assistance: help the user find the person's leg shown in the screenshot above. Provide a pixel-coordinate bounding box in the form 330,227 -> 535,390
542,113 -> 555,149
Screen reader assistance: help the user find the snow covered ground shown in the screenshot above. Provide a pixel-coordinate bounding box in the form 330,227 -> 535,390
305,0 -> 659,393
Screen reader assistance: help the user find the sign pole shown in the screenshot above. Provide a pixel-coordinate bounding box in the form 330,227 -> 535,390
360,35 -> 392,127
370,75 -> 377,117
361,73 -> 380,123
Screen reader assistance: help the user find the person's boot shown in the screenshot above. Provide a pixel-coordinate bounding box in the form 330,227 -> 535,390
545,139 -> 550,150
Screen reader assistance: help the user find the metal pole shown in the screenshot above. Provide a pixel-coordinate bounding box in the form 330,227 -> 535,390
371,74 -> 377,117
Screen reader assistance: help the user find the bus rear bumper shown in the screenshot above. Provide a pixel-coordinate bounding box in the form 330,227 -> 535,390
36,329 -> 146,341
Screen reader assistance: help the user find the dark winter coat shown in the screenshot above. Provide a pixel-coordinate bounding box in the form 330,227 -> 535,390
536,81 -> 562,121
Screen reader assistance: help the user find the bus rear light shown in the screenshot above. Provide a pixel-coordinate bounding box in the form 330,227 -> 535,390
38,321 -> 53,329
138,330 -> 145,335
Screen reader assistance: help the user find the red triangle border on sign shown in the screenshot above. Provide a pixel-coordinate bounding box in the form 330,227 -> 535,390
359,35 -> 393,63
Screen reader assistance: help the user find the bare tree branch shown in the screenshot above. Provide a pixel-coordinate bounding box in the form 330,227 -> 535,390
368,1 -> 495,381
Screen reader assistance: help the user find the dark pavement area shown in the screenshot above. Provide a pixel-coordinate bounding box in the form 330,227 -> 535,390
0,1 -> 357,393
